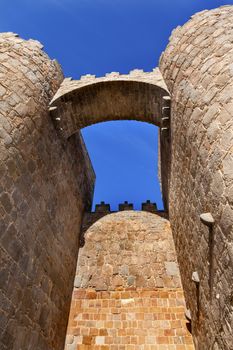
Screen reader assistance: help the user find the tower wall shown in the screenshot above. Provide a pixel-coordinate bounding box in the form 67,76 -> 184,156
65,211 -> 193,349
1,5 -> 233,349
0,33 -> 95,350
159,6 -> 233,349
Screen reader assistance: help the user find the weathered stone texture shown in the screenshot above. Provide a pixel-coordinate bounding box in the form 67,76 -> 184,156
0,33 -> 95,350
159,6 -> 233,349
49,68 -> 170,137
1,5 -> 233,350
75,211 -> 181,290
65,211 -> 194,349
51,68 -> 168,102
79,201 -> 167,245
66,289 -> 194,350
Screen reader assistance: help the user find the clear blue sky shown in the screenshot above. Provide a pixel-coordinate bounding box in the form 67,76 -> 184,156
1,0 -> 231,210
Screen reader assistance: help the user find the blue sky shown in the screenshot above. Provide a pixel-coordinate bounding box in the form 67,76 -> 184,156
1,0 -> 232,210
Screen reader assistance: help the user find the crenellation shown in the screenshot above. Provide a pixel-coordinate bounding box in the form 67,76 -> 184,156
95,201 -> 111,212
80,73 -> 96,80
119,200 -> 134,211
49,67 -> 169,112
141,199 -> 157,212
129,68 -> 144,75
105,71 -> 120,77
92,200 -> 164,214
1,4 -> 233,350
0,32 -> 19,38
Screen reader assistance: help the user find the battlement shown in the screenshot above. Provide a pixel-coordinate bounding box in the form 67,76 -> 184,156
118,200 -> 134,211
93,200 -> 160,213
50,66 -> 169,106
95,201 -> 111,213
0,31 -> 45,49
80,200 -> 167,246
72,68 -> 160,83
48,66 -> 170,136
1,5 -> 232,350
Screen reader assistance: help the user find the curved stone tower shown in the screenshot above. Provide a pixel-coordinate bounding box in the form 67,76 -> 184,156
159,6 -> 233,349
0,33 -> 95,350
65,211 -> 193,349
0,5 -> 233,350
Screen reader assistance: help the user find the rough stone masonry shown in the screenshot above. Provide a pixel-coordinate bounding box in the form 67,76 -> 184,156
0,4 -> 233,350
65,209 -> 194,349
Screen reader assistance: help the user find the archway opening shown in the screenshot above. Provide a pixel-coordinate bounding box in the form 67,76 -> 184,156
50,76 -> 171,210
81,120 -> 163,211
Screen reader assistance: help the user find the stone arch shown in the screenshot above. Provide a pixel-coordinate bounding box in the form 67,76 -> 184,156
49,69 -> 170,138
49,70 -> 171,208
2,5 -> 232,350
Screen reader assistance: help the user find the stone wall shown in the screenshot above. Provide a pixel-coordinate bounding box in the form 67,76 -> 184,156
65,211 -> 194,349
159,6 -> 233,349
0,33 -> 95,350
49,69 -> 169,138
76,211 -> 180,291
79,200 -> 167,245
1,5 -> 233,349
66,289 -> 194,350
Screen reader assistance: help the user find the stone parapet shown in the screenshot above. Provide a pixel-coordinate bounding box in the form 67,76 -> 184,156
76,212 -> 181,291
119,201 -> 134,211
48,68 -> 170,137
50,68 -> 169,105
93,200 -> 163,213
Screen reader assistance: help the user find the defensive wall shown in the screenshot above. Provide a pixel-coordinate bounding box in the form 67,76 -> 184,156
160,5 -> 233,349
0,5 -> 233,350
65,207 -> 193,349
0,33 -> 95,350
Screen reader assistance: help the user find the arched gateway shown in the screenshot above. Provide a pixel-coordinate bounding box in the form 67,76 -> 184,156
0,5 -> 233,350
48,69 -> 171,208
49,68 -> 170,136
